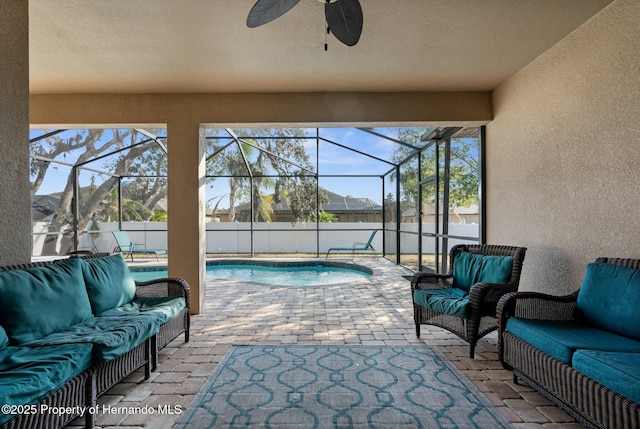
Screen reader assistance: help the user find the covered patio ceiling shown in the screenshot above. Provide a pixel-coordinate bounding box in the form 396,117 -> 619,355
29,0 -> 612,94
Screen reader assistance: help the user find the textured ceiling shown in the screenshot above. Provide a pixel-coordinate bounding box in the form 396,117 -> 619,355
29,0 -> 612,94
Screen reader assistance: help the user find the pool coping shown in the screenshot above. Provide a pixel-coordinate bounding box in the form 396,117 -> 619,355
205,259 -> 373,275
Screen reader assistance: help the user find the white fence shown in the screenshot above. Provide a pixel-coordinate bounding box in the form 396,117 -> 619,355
34,221 -> 479,256
397,223 -> 481,253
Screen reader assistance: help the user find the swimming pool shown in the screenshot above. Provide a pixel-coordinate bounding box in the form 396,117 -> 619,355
130,260 -> 372,286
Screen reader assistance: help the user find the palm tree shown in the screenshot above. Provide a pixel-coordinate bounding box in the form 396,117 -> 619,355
206,128 -> 321,224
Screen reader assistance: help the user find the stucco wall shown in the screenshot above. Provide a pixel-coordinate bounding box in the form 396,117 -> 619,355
487,0 -> 640,294
0,0 -> 30,265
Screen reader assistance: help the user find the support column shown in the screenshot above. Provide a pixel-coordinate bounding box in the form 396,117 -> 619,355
0,0 -> 30,265
167,121 -> 206,314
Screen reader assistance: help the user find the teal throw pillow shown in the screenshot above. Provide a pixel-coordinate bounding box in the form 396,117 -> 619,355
81,253 -> 137,314
0,257 -> 93,344
453,252 -> 514,291
577,262 -> 640,340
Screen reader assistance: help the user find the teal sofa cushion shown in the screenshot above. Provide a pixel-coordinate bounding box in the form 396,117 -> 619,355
572,350 -> 640,403
0,343 -> 93,425
0,326 -> 8,350
23,313 -> 162,364
453,252 -> 514,291
577,262 -> 640,340
0,257 -> 93,344
506,318 -> 640,364
413,287 -> 469,318
81,254 -> 137,314
103,297 -> 187,323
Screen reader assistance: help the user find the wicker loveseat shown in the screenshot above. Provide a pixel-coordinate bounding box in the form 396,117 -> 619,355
0,253 -> 189,429
498,257 -> 640,429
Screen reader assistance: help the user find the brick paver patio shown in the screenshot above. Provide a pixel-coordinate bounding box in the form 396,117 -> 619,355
69,257 -> 581,428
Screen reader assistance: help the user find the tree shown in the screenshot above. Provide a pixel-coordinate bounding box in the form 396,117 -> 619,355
384,192 -> 397,222
30,129 -> 168,251
204,133 -> 254,222
205,128 -> 328,224
150,210 -> 167,222
390,128 -> 479,221
308,210 -> 338,223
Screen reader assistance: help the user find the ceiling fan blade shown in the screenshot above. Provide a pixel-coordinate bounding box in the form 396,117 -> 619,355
325,0 -> 363,46
247,0 -> 301,28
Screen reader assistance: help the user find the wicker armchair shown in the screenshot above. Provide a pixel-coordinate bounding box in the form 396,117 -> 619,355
411,244 -> 527,358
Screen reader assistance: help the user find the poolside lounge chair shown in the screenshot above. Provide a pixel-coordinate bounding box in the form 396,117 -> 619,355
326,230 -> 378,259
112,230 -> 167,262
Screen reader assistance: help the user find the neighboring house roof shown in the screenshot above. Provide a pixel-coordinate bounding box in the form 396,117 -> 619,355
319,192 -> 381,213
31,194 -> 60,221
233,191 -> 382,214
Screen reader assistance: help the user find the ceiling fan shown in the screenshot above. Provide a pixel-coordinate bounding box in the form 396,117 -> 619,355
247,0 -> 363,48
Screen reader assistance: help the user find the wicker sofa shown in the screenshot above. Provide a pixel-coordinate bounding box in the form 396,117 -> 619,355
0,253 -> 189,429
497,257 -> 640,429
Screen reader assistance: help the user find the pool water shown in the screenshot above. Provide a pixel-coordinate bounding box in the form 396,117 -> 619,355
131,262 -> 371,286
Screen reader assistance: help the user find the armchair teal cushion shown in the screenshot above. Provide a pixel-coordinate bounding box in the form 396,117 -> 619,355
576,262 -> 640,340
453,252 -> 514,291
413,287 -> 469,318
81,253 -> 137,314
0,257 -> 93,344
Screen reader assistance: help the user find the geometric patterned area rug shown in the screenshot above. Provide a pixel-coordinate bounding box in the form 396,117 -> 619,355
174,345 -> 513,428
